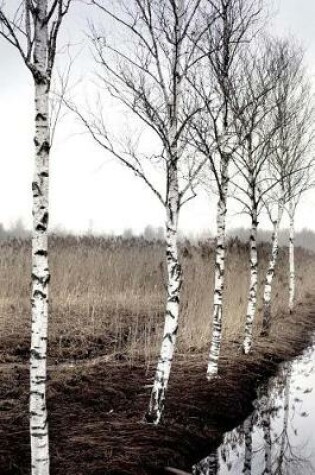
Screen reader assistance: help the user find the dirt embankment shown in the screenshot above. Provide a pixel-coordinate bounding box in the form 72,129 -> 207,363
1,298 -> 315,475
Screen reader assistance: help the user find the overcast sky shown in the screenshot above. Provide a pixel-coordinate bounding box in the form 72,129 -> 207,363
0,0 -> 315,236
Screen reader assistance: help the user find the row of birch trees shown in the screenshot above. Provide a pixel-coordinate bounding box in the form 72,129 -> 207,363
0,0 -> 314,474
77,0 -> 314,423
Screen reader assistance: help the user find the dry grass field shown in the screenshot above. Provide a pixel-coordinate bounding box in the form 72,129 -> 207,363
0,235 -> 314,364
1,235 -> 315,474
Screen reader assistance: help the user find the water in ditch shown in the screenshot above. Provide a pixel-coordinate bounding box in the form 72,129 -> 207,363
193,343 -> 315,474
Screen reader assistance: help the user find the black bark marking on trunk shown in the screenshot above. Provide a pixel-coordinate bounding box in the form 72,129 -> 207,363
42,212 -> 49,225
36,223 -> 46,232
35,249 -> 48,257
32,290 -> 47,300
35,112 -> 47,122
39,140 -> 50,155
30,349 -> 46,360
164,334 -> 173,344
32,273 -> 50,285
165,310 -> 176,319
32,182 -> 41,196
31,433 -> 48,439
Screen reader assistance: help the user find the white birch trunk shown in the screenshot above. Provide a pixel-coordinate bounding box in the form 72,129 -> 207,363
146,172 -> 181,424
242,413 -> 254,475
262,202 -> 284,335
243,201 -> 258,355
207,1 -> 231,378
207,159 -> 228,379
30,2 -> 50,473
289,204 -> 295,313
146,0 -> 183,425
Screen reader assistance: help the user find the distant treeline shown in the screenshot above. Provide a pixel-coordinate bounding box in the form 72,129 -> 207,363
1,222 -> 314,252
228,227 -> 315,253
0,220 -> 30,240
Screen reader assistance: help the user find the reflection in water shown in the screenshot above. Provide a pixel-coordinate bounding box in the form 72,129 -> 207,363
193,450 -> 219,474
194,345 -> 315,474
275,365 -> 291,475
243,410 -> 256,475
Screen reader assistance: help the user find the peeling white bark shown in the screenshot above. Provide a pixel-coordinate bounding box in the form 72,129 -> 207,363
243,202 -> 258,355
0,1 -> 71,473
262,202 -> 284,334
207,159 -> 228,379
146,176 -> 182,424
146,0 -> 183,424
289,204 -> 295,313
30,3 -> 50,474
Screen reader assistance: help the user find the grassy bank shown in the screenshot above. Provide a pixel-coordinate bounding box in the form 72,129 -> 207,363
1,236 -> 315,474
1,298 -> 315,474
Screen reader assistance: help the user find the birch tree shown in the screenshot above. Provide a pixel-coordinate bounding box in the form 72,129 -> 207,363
229,42 -> 281,354
261,192 -> 285,335
0,1 -> 72,473
286,171 -> 314,311
262,41 -> 315,318
73,0 -> 213,425
284,97 -> 315,313
261,41 -> 308,333
189,0 -> 263,378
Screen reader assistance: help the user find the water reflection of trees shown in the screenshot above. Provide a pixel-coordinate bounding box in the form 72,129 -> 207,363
193,352 -> 315,474
273,363 -> 314,475
193,450 -> 219,474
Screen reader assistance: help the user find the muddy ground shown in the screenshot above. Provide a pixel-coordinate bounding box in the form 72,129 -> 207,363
1,298 -> 315,475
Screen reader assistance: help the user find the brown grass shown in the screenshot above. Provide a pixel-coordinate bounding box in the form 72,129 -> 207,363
1,236 -> 315,474
1,299 -> 315,475
0,235 -> 314,364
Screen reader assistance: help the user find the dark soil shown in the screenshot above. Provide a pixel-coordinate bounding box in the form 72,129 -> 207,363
1,298 -> 315,475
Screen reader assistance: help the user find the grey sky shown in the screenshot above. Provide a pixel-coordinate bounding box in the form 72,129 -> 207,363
0,0 -> 314,235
